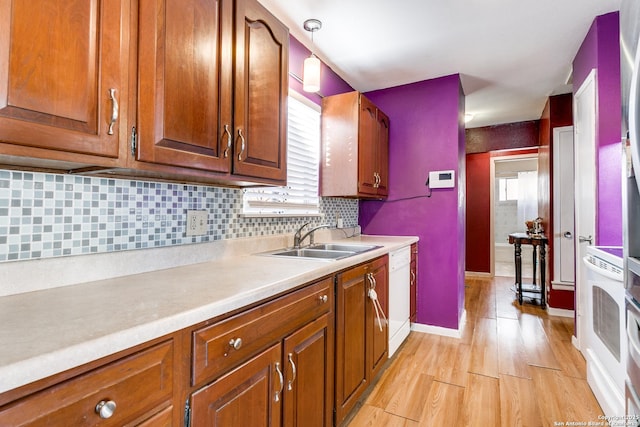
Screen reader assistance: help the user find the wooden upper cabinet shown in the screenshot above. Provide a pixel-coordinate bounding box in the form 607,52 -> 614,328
321,91 -> 389,199
0,0 -> 127,159
357,97 -> 378,195
136,0 -> 233,173
135,0 -> 287,183
232,0 -> 288,182
376,110 -> 390,196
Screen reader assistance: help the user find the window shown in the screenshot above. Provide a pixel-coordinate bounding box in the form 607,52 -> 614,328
498,177 -> 519,201
242,93 -> 320,216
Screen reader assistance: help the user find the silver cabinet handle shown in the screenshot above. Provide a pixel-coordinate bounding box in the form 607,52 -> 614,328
578,235 -> 593,244
222,124 -> 232,158
108,88 -> 118,135
319,295 -> 328,304
563,231 -> 573,239
410,271 -> 416,286
367,272 -> 377,289
373,173 -> 380,188
274,362 -> 284,402
95,400 -> 117,419
237,129 -> 246,161
287,353 -> 297,391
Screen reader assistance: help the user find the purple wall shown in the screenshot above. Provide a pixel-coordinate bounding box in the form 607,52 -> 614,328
289,36 -> 353,105
573,12 -> 622,246
360,75 -> 466,330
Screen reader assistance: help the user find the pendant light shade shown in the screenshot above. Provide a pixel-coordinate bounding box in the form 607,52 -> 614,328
302,19 -> 322,93
303,54 -> 321,93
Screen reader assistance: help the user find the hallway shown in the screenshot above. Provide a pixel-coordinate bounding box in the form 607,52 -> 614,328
347,276 -> 602,426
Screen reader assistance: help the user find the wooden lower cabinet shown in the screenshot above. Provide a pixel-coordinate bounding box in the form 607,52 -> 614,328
335,256 -> 389,425
283,315 -> 333,427
368,257 -> 389,380
190,278 -> 334,427
190,343 -> 283,427
0,340 -> 175,426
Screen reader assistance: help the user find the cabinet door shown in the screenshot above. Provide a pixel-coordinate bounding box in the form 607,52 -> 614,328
191,343 -> 282,427
376,109 -> 390,196
136,0 -> 233,172
368,256 -> 389,379
0,341 -> 173,427
335,264 -> 368,425
357,95 -> 379,196
0,0 -> 126,158
233,0 -> 288,182
283,315 -> 333,427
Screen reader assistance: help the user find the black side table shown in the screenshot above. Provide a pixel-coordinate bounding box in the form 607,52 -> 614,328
508,232 -> 548,309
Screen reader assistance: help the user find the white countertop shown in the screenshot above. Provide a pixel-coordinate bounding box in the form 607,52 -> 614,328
0,234 -> 417,395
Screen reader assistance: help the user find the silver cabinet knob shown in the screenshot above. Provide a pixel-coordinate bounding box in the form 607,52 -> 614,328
230,337 -> 243,350
319,295 -> 328,304
224,337 -> 243,356
563,231 -> 573,239
95,400 -> 116,419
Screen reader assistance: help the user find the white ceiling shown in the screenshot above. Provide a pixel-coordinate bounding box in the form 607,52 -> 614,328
258,0 -> 621,128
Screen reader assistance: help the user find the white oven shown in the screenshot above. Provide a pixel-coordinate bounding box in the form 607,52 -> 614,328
583,246 -> 625,417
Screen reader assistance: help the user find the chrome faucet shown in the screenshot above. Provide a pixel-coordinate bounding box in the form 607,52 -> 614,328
293,222 -> 332,248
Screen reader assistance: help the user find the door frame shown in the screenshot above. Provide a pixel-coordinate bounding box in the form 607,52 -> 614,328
573,69 -> 598,352
490,152 -> 540,277
552,125 -> 576,290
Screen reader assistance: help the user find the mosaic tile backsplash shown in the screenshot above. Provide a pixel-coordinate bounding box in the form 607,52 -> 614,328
0,170 -> 359,262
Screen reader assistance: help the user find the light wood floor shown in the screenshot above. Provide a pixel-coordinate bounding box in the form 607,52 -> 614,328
347,275 -> 603,427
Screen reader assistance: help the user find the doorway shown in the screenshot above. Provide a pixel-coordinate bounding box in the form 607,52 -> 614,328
491,154 -> 539,277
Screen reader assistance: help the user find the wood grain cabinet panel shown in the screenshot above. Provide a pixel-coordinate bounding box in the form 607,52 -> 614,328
135,0 -> 287,183
283,315 -> 333,427
321,92 -> 389,199
335,256 -> 389,425
0,340 -> 174,426
191,343 -> 283,427
190,277 -> 334,427
232,0 -> 288,182
0,0 -> 128,159
136,0 -> 233,173
368,256 -> 389,379
192,278 -> 332,387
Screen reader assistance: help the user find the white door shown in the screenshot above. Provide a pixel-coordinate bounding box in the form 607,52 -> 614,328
574,69 -> 597,352
553,126 -> 575,286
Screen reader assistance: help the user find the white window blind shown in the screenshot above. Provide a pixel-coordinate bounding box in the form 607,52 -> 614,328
243,93 -> 320,216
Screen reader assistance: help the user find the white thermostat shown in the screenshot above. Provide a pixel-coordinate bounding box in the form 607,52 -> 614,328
428,170 -> 455,188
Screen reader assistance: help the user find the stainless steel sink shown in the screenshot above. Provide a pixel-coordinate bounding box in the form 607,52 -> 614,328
269,248 -> 355,260
308,243 -> 380,253
259,243 -> 381,261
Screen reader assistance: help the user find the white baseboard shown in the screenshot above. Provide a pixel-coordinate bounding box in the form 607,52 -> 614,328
465,271 -> 492,278
411,310 -> 467,339
551,281 -> 575,292
547,307 -> 574,318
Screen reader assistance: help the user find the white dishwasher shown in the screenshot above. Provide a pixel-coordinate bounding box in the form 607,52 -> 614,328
388,246 -> 411,357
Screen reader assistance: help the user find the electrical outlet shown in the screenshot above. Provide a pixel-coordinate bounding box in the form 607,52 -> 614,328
186,210 -> 208,236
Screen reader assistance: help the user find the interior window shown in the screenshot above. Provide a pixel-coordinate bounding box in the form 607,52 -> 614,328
242,92 -> 320,216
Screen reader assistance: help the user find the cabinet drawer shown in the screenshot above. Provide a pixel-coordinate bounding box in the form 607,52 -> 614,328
192,277 -> 333,385
0,341 -> 173,426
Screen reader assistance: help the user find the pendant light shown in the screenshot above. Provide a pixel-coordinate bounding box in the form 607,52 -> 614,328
303,19 -> 322,93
